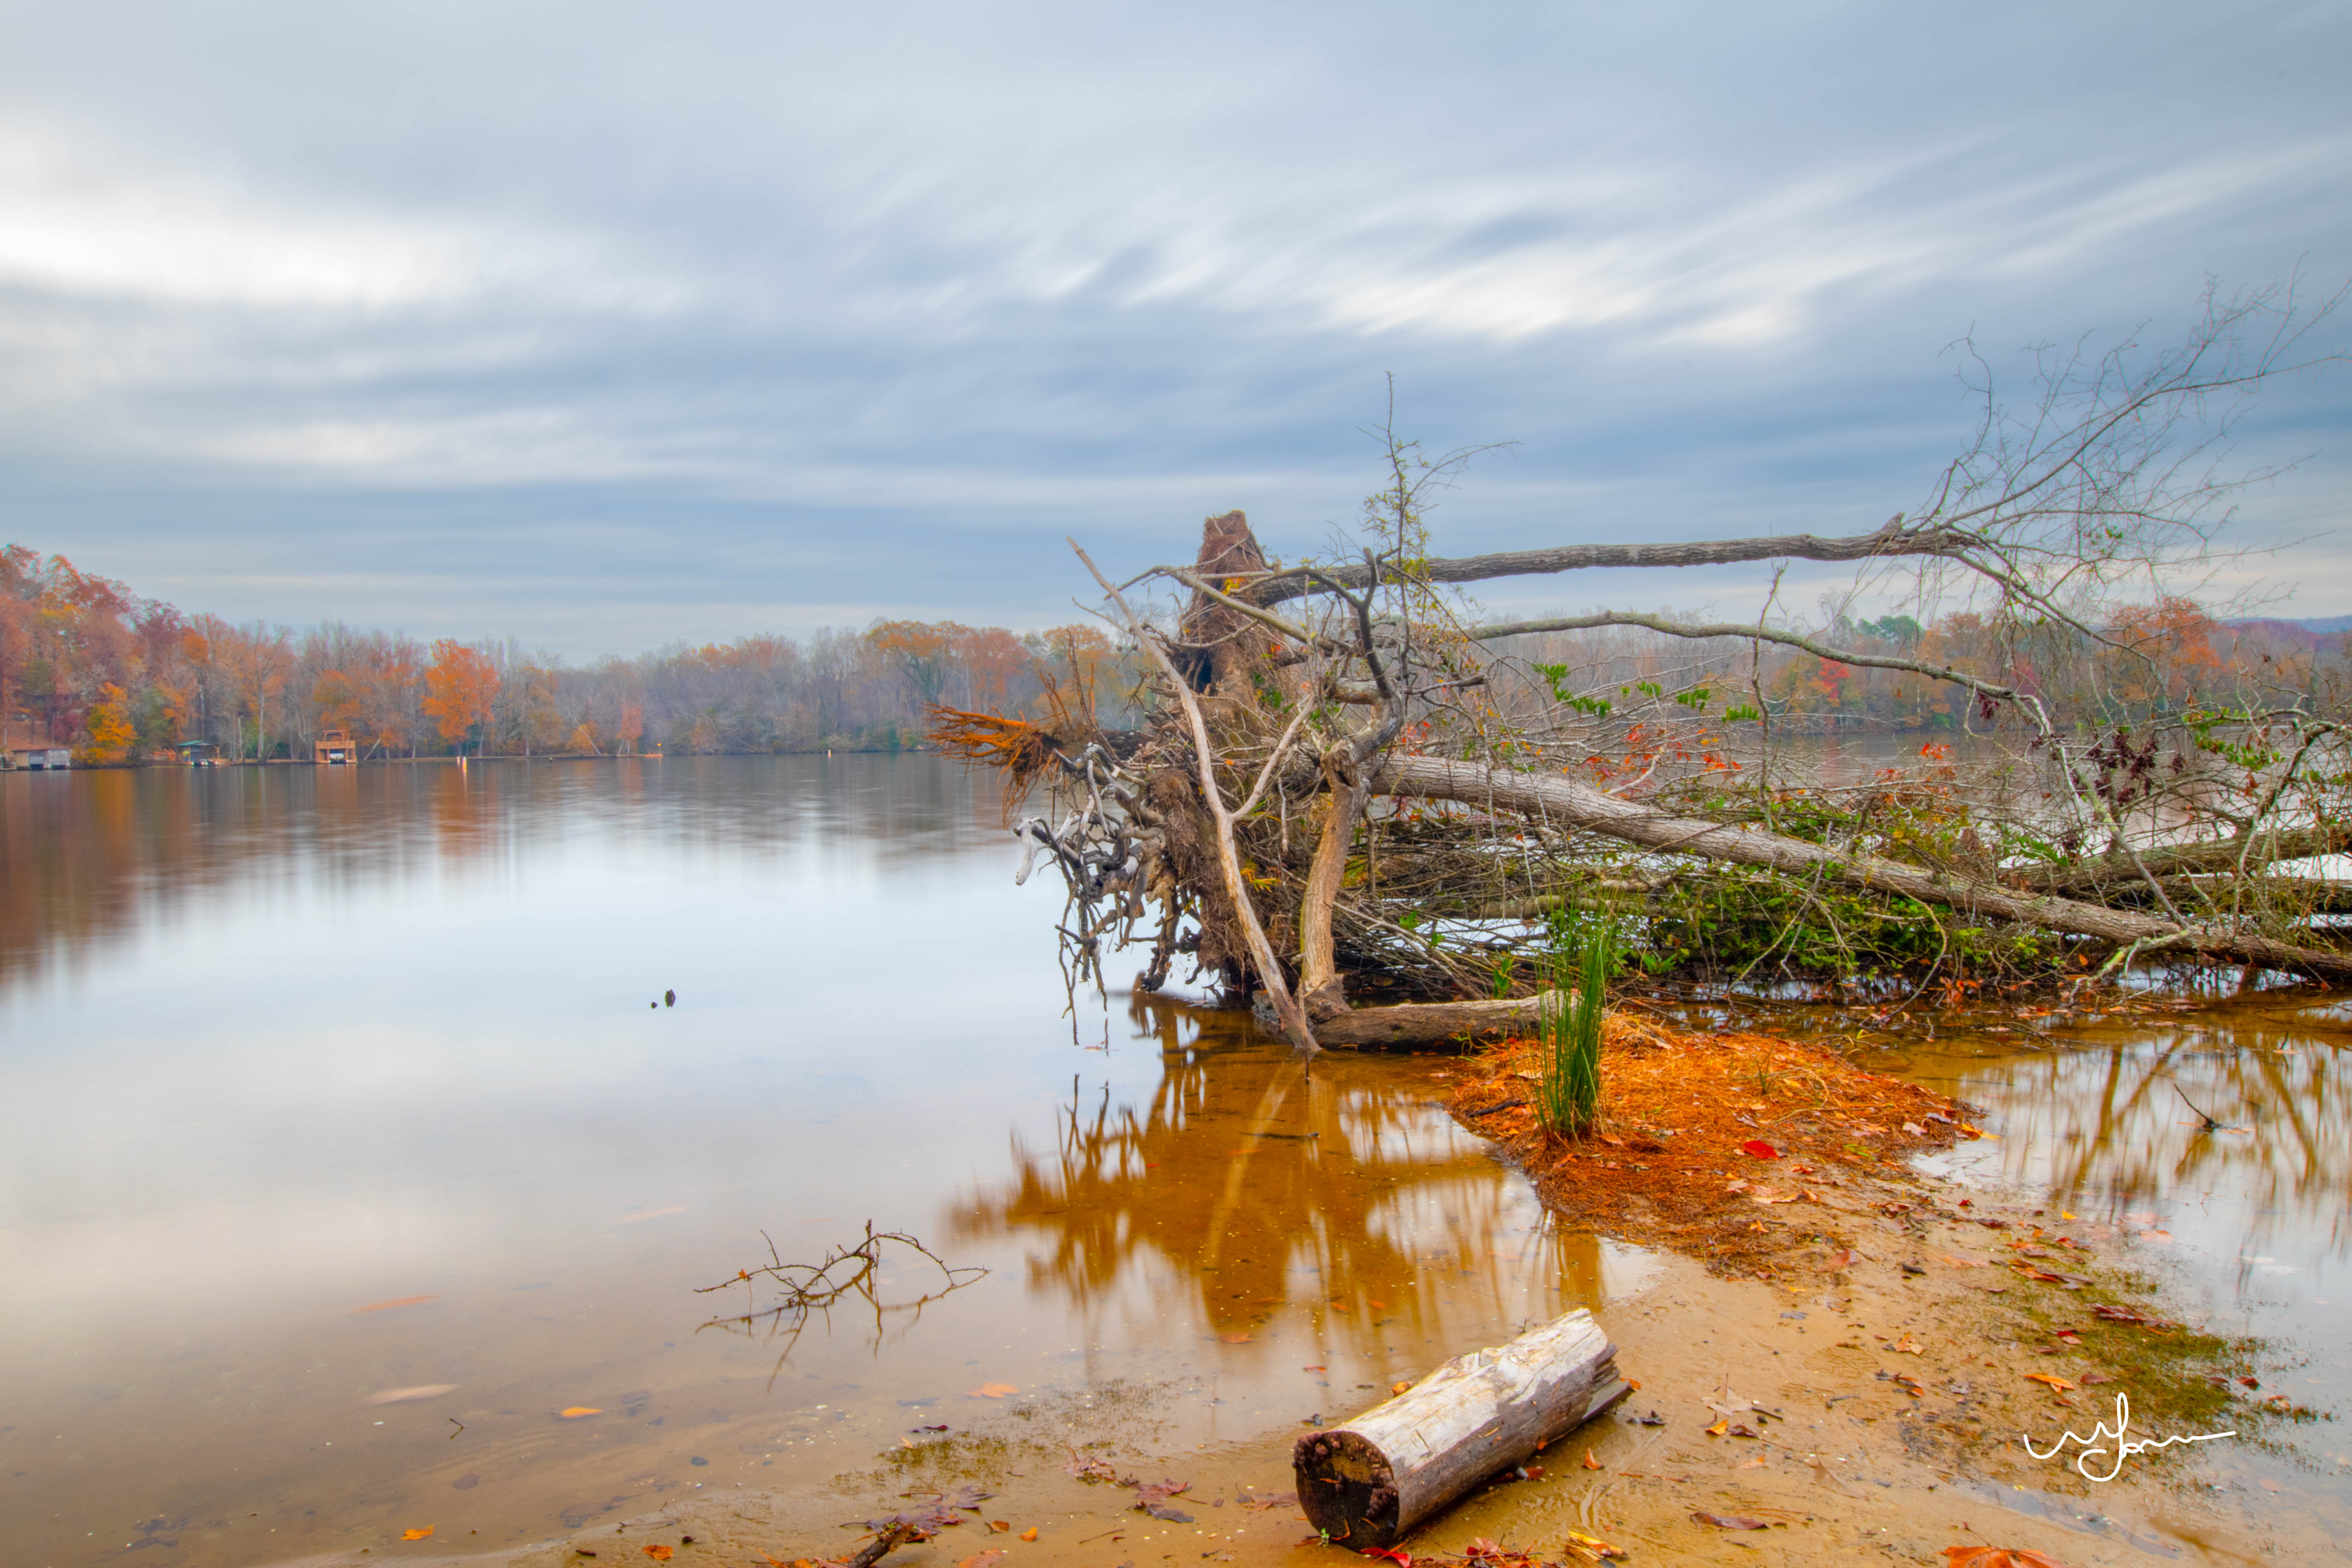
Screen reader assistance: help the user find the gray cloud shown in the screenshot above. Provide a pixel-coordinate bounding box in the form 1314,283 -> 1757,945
0,0 -> 2345,655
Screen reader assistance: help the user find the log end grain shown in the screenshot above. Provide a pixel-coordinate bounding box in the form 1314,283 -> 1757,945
1292,1428 -> 1399,1546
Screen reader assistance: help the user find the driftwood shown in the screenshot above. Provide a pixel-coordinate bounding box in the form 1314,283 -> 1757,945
1293,1308 -> 1628,1548
1312,994 -> 1553,1047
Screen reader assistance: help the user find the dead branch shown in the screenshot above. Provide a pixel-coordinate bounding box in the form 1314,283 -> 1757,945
1373,753 -> 2352,985
1071,537 -> 1320,1051
1465,610 -> 2026,710
696,1222 -> 986,1383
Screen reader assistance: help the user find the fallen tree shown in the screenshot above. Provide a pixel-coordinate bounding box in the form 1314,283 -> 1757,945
936,286 -> 2351,1048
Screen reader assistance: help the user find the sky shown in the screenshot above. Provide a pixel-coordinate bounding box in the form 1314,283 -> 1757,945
0,1 -> 2347,658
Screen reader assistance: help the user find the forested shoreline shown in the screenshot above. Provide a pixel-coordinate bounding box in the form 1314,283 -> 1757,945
5,538 -> 2347,766
2,544 -> 1129,763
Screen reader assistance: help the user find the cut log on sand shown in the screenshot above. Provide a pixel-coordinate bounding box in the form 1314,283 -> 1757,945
1293,1309 -> 1628,1549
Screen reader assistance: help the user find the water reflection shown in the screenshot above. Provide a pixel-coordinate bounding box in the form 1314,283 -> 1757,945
1894,1002 -> 2351,1264
4,759 -> 1634,1568
0,757 -> 1007,998
961,994 -> 1620,1380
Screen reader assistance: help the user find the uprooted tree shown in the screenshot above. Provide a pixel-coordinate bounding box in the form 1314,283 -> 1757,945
935,283 -> 2352,1051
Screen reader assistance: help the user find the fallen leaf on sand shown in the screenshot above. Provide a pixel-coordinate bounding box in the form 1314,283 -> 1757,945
1360,1549 -> 1411,1566
1738,1455 -> 1766,1469
365,1385 -> 457,1405
1739,1139 -> 1780,1159
1562,1529 -> 1626,1562
2025,1373 -> 2076,1392
1943,1548 -> 2074,1568
1131,1478 -> 1194,1523
559,1406 -> 602,1418
1303,1366 -> 1325,1372
401,1528 -> 434,1540
1391,1381 -> 1412,1395
967,1383 -> 1017,1398
1820,1248 -> 1857,1271
1066,1452 -> 1121,1483
1704,1417 -> 1729,1437
1583,1448 -> 1602,1470
956,1553 -> 1005,1568
1691,1511 -> 1769,1530
1019,1528 -> 1038,1542
1811,1459 -> 1862,1497
987,1520 -> 1011,1533
642,1550 -> 673,1564
1218,1332 -> 1254,1343
352,1295 -> 438,1314
1893,1335 -> 1924,1354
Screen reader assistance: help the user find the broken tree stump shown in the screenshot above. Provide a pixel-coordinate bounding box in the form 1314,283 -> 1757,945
1292,1308 -> 1628,1548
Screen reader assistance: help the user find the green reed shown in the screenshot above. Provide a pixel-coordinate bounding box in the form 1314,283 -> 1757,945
1535,907 -> 1616,1138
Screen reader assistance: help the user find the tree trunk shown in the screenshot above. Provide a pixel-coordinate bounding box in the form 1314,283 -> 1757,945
1293,1308 -> 1627,1549
1373,755 -> 2352,985
1315,994 -> 1555,1047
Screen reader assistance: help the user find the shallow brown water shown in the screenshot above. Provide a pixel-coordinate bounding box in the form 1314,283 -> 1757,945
0,759 -> 1650,1567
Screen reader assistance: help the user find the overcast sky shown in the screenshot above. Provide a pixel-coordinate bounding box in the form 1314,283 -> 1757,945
2,2 -> 2346,657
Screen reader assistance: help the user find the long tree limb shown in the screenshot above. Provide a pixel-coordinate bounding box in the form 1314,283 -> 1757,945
2023,824 -> 2352,894
1372,755 -> 2352,986
1462,610 -> 2024,706
1249,518 -> 1974,604
1071,540 -> 1319,1051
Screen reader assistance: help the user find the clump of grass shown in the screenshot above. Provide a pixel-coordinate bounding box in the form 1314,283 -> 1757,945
1536,907 -> 1617,1138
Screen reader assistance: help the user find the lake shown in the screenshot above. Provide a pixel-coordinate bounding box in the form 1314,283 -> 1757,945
3,756 -> 2344,1564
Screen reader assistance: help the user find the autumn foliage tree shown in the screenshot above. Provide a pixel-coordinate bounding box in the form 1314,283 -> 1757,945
75,682 -> 135,764
421,640 -> 502,755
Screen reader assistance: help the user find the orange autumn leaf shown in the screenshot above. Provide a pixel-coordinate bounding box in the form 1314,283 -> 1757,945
401,1527 -> 434,1540
957,1553 -> 1006,1568
1704,1416 -> 1729,1437
1943,1549 -> 2074,1568
967,1383 -> 1017,1398
643,1548 -> 675,1563
1581,1448 -> 1602,1470
2025,1373 -> 2075,1392
1020,1528 -> 1038,1542
560,1406 -> 603,1418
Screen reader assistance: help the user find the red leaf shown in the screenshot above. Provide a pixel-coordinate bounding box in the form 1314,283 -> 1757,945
1739,1140 -> 1780,1159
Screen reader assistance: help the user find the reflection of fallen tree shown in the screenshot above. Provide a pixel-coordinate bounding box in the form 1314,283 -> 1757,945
954,996 -> 1529,1342
695,1222 -> 986,1384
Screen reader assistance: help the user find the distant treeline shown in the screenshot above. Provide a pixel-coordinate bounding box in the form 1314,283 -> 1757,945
7,540 -> 2347,765
2,544 -> 1132,763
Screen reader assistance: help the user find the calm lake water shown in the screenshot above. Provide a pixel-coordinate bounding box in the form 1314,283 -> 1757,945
0,758 -> 1646,1567
4,757 -> 2346,1566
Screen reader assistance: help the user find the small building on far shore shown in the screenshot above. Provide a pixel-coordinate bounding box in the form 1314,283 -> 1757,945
4,715 -> 71,769
314,728 -> 359,764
